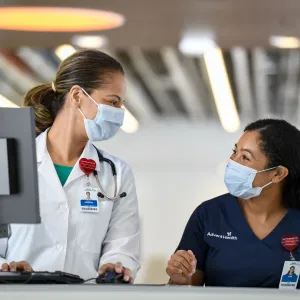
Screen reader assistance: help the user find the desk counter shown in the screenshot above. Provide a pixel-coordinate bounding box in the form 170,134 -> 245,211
0,285 -> 298,300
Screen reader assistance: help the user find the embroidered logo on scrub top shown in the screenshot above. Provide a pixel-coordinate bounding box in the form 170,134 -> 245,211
207,232 -> 238,240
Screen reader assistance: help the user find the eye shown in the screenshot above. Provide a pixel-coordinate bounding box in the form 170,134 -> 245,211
106,100 -> 118,107
242,155 -> 250,161
232,149 -> 237,155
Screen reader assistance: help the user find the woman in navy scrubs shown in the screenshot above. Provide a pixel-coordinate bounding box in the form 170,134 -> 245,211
166,119 -> 300,287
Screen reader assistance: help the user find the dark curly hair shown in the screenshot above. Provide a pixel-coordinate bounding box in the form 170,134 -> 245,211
245,119 -> 300,209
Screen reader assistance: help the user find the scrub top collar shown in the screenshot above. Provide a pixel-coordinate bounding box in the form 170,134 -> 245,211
228,194 -> 294,247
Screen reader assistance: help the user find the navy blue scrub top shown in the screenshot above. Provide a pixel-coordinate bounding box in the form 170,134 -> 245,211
176,193 -> 300,288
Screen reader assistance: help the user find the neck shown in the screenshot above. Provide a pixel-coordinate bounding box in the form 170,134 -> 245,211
238,190 -> 286,220
47,113 -> 87,166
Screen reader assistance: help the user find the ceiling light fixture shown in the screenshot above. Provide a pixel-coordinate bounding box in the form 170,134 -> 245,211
0,95 -> 19,108
55,44 -> 76,61
179,36 -> 216,55
72,35 -> 108,49
121,108 -> 139,133
269,36 -> 300,49
0,7 -> 125,32
204,48 -> 240,133
179,29 -> 216,56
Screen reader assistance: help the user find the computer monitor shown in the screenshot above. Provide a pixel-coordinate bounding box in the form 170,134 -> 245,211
0,107 -> 40,237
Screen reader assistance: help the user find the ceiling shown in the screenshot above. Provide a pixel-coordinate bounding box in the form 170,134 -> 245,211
1,0 -> 300,49
1,1 -> 300,132
2,46 -> 300,126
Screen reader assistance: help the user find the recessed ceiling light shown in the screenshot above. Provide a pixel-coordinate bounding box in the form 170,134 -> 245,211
179,36 -> 216,55
269,36 -> 300,49
55,44 -> 76,61
179,29 -> 216,56
0,7 -> 125,32
72,35 -> 108,49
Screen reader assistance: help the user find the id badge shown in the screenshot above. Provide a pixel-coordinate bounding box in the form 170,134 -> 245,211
279,261 -> 300,289
80,187 -> 99,213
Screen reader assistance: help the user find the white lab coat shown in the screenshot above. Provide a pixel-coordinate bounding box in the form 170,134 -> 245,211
0,129 -> 140,280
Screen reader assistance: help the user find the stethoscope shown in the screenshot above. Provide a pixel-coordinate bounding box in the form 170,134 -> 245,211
93,146 -> 127,201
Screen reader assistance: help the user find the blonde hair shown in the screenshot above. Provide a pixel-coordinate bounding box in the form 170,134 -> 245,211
23,49 -> 124,135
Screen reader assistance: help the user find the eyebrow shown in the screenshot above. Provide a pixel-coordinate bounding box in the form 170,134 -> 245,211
105,94 -> 121,101
235,144 -> 256,159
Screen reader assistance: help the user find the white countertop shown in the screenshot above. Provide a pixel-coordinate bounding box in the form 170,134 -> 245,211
0,285 -> 298,300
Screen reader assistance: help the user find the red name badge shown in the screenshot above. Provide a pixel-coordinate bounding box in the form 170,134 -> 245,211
281,234 -> 299,252
79,158 -> 96,176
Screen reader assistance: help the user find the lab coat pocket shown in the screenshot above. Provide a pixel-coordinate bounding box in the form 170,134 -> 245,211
76,201 -> 113,253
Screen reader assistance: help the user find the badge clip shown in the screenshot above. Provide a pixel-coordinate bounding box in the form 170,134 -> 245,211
281,234 -> 299,261
79,158 -> 96,186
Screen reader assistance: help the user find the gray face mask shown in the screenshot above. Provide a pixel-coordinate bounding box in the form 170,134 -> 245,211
224,159 -> 278,200
78,88 -> 125,142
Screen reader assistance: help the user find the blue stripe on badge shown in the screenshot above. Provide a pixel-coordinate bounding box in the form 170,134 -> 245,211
81,200 -> 98,207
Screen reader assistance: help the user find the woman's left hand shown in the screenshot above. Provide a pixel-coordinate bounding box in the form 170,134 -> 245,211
98,262 -> 134,284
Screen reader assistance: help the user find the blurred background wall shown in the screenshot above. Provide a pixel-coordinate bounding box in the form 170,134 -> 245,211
100,121 -> 240,283
1,0 -> 300,283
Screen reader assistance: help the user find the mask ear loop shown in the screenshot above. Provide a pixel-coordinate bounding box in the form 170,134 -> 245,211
256,166 -> 280,173
256,166 -> 280,189
79,87 -> 98,118
78,108 -> 86,119
261,181 -> 273,189
81,88 -> 98,106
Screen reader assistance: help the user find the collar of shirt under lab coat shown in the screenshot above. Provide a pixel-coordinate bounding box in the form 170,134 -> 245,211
36,128 -> 101,187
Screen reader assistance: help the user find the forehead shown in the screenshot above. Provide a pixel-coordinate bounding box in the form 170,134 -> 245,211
96,72 -> 126,94
236,130 -> 270,163
237,130 -> 261,148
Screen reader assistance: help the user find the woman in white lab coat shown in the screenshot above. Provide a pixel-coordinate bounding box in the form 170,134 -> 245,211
0,49 -> 140,282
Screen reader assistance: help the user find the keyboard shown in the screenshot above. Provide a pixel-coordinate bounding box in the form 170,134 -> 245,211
0,271 -> 84,284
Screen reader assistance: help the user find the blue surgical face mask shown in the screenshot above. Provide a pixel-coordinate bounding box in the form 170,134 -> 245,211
78,88 -> 125,142
224,159 -> 278,200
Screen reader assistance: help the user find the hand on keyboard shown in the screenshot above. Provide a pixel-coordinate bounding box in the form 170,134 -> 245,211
1,261 -> 33,272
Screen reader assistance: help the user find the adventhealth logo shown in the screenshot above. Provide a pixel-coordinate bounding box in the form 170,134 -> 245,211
207,231 -> 238,240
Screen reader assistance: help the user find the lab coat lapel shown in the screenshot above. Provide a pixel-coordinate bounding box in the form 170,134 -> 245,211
36,130 -> 67,201
64,141 -> 101,187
